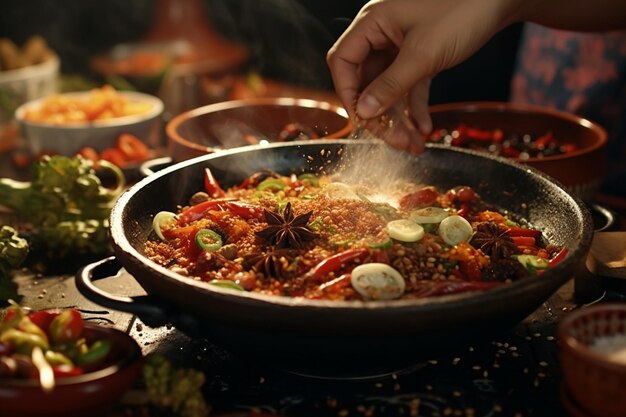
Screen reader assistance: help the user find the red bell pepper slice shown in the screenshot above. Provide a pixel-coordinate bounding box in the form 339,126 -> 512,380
506,226 -> 542,239
204,168 -> 226,198
399,186 -> 439,210
177,199 -> 263,224
309,247 -> 370,281
411,280 -> 502,298
511,236 -> 536,247
28,310 -> 60,333
548,247 -> 568,268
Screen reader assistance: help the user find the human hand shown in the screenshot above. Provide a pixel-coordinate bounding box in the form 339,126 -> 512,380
327,0 -> 516,151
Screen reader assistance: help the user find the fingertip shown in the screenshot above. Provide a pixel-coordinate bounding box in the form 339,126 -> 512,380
356,94 -> 382,119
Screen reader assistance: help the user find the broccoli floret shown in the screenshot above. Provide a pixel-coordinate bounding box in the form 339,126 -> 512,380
0,155 -> 124,259
142,354 -> 211,417
0,225 -> 29,302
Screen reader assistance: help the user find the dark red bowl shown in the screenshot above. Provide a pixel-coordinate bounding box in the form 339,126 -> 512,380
166,97 -> 351,161
429,102 -> 608,200
0,324 -> 143,417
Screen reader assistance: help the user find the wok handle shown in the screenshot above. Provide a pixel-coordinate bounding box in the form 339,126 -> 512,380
590,203 -> 616,232
139,156 -> 173,177
75,256 -> 171,327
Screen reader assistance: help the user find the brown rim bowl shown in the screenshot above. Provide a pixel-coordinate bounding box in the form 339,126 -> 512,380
429,102 -> 608,201
165,97 -> 351,161
0,323 -> 143,417
558,303 -> 626,417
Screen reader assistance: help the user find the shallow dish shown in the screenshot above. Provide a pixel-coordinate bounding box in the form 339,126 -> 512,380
15,89 -> 163,158
558,303 -> 626,417
0,323 -> 143,417
165,97 -> 351,161
429,101 -> 608,200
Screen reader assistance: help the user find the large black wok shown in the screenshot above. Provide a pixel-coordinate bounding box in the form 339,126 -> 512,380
77,139 -> 592,377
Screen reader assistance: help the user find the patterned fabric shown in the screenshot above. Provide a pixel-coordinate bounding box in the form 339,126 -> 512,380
510,24 -> 626,197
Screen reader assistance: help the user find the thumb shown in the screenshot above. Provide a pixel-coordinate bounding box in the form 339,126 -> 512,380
356,44 -> 430,120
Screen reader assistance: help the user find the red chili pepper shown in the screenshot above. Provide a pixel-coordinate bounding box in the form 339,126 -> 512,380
501,146 -> 521,158
548,247 -> 568,268
177,199 -> 263,224
411,280 -> 502,298
506,226 -> 542,239
399,186 -> 439,210
511,236 -> 536,247
309,248 -> 370,281
48,309 -> 84,344
456,203 -> 472,218
204,168 -> 226,198
533,132 -> 555,148
465,127 -> 493,141
371,250 -> 390,264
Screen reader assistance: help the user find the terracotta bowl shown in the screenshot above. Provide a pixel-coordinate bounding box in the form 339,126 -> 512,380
0,324 -> 143,417
165,97 -> 351,161
558,303 -> 626,417
429,102 -> 608,200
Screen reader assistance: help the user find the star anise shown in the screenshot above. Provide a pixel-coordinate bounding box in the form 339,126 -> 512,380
243,248 -> 299,280
469,222 -> 517,262
256,202 -> 318,248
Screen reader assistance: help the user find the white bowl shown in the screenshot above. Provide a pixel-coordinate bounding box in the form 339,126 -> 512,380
0,55 -> 59,125
15,90 -> 164,157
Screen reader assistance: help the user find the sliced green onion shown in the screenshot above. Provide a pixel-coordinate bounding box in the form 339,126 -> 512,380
515,254 -> 549,274
409,206 -> 448,224
209,280 -> 245,291
438,215 -> 473,245
153,211 -> 177,241
195,229 -> 223,251
387,219 -> 425,242
350,263 -> 406,300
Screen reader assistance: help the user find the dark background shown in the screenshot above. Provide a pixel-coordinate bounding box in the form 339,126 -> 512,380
0,0 -> 525,104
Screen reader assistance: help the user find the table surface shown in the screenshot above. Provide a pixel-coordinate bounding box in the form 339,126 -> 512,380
3,151 -> 626,417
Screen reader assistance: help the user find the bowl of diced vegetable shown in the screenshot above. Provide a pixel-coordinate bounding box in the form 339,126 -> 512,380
0,303 -> 143,417
428,101 -> 608,200
14,85 -> 163,169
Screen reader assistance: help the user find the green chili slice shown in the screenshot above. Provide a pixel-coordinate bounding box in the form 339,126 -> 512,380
195,229 -> 223,251
257,179 -> 285,191
367,238 -> 393,250
297,173 -> 319,186
209,280 -> 245,291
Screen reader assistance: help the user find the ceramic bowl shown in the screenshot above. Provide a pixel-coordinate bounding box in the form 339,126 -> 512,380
165,97 -> 351,161
558,303 -> 626,417
15,90 -> 163,157
0,323 -> 143,417
429,102 -> 608,200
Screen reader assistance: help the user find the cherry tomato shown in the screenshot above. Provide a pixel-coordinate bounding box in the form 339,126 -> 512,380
117,133 -> 149,162
447,186 -> 478,204
99,147 -> 127,167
